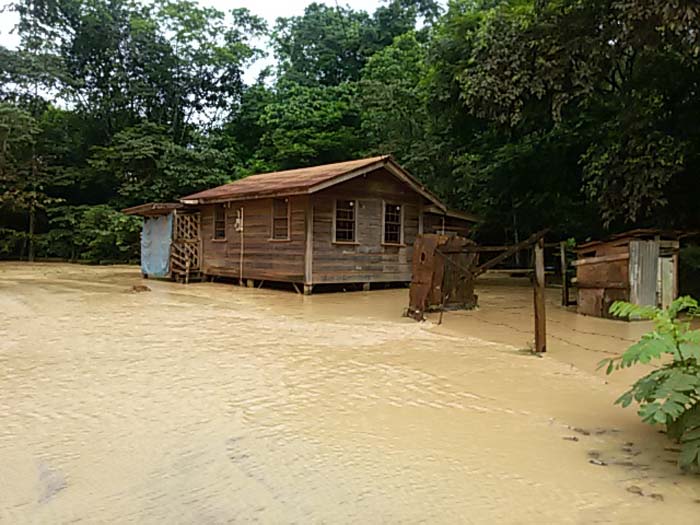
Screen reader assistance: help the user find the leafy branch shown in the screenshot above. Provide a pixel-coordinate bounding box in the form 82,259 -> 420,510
599,296 -> 700,471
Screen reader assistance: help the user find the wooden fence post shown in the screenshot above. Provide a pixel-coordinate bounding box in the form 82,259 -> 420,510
534,237 -> 547,353
560,241 -> 569,306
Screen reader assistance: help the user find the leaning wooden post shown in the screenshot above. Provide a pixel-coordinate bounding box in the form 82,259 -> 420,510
534,237 -> 547,353
559,241 -> 569,306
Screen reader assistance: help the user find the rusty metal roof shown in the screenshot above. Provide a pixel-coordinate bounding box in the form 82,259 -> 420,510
179,155 -> 443,205
122,202 -> 183,216
575,228 -> 687,252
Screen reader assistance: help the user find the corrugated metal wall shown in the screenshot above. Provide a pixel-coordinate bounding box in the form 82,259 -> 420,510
629,240 -> 659,306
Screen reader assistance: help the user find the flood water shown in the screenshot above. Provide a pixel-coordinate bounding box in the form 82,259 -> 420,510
1,263 -> 699,523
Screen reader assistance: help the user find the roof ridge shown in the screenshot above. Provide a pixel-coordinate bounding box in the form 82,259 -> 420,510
233,155 -> 388,180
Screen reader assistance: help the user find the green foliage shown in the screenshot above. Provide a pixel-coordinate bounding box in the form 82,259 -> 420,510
679,246 -> 700,299
2,0 -> 700,262
38,205 -> 141,263
600,297 -> 700,471
256,81 -> 363,169
359,32 -> 433,177
88,122 -> 234,205
433,0 -> 700,229
273,0 -> 436,86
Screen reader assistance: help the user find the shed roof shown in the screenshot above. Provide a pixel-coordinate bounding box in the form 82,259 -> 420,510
122,202 -> 183,216
575,228 -> 693,253
179,155 -> 447,211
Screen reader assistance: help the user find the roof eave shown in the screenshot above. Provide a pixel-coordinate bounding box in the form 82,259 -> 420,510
423,204 -> 480,223
122,202 -> 183,216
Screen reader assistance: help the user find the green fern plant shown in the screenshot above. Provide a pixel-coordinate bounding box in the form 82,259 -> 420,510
599,296 -> 700,471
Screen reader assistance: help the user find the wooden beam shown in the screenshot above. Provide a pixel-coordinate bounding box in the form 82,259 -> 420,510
672,252 -> 679,299
304,197 -> 314,286
560,241 -> 569,306
534,237 -> 547,353
418,200 -> 424,235
474,229 -> 549,277
434,229 -> 549,283
571,253 -> 629,267
575,281 -> 629,290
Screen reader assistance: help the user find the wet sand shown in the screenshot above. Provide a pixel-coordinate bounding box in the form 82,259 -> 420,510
1,263 -> 699,523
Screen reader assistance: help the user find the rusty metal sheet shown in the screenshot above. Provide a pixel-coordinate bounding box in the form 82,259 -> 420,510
408,234 -> 479,317
181,156 -> 388,203
409,235 -> 441,317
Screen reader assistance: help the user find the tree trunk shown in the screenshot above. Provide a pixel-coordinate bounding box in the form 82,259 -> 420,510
28,143 -> 38,263
513,211 -> 520,267
28,201 -> 35,262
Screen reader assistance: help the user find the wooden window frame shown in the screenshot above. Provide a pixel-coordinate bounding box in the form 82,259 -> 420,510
213,204 -> 227,241
270,197 -> 291,242
382,201 -> 404,246
332,199 -> 359,245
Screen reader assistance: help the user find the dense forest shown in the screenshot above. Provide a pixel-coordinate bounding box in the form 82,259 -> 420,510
1,0 -> 699,269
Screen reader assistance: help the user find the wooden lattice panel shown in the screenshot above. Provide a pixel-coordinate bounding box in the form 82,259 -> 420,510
171,212 -> 201,272
174,213 -> 200,241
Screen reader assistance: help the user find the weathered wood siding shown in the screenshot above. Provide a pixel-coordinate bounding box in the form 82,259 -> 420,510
200,196 -> 306,282
574,252 -> 631,317
310,169 -> 421,284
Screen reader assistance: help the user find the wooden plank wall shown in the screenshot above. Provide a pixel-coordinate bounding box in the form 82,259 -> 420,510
311,169 -> 421,284
574,248 -> 631,318
200,196 -> 306,282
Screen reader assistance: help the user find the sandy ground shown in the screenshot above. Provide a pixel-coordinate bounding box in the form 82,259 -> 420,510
1,262 -> 699,524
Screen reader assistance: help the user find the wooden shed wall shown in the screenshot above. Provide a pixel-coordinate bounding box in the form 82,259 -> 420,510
310,169 -> 421,284
200,196 -> 307,282
574,252 -> 631,318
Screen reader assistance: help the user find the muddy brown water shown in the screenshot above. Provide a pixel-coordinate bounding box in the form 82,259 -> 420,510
1,263 -> 699,523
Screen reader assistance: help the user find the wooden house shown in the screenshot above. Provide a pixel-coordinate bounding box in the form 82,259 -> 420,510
573,229 -> 681,318
124,156 -> 476,293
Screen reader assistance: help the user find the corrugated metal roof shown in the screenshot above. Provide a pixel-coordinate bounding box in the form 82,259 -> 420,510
181,156 -> 390,203
122,202 -> 183,216
575,228 -> 684,252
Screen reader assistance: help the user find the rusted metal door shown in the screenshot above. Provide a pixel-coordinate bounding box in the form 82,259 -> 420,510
408,235 -> 444,319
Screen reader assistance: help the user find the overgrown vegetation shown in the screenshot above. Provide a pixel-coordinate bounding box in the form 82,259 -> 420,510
2,0 -> 700,262
600,297 -> 700,471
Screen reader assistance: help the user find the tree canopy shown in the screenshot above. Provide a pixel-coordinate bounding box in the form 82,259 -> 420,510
1,0 -> 699,262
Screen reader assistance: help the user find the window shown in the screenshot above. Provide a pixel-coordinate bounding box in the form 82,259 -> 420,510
271,198 -> 290,240
214,205 -> 226,239
383,203 -> 402,244
334,200 -> 356,242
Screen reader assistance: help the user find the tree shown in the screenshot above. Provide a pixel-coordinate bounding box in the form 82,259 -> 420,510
256,81 -> 364,169
88,122 -> 234,206
449,0 -> 700,228
272,0 -> 438,86
0,104 -> 58,260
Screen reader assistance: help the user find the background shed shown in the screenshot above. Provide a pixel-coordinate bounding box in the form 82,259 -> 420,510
123,202 -> 201,281
573,229 -> 680,318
